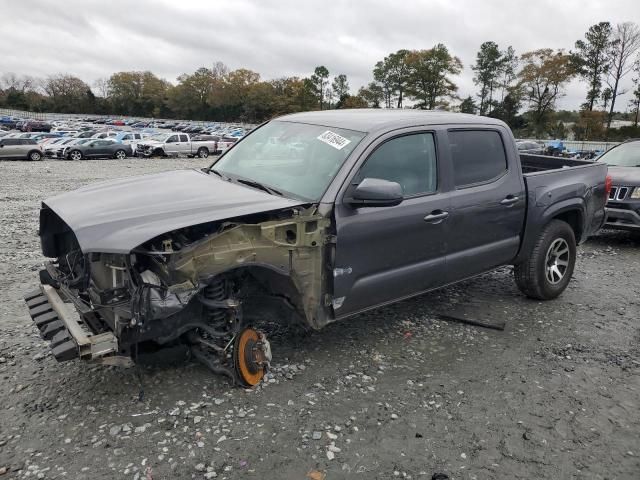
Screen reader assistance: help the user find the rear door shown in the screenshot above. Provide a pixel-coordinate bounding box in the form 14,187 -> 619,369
332,129 -> 450,318
19,139 -> 37,158
178,134 -> 191,154
444,127 -> 526,282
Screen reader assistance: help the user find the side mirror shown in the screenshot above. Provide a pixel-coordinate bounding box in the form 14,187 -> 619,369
347,178 -> 403,208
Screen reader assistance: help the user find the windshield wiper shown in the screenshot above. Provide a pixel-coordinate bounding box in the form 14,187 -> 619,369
207,168 -> 229,181
236,178 -> 283,197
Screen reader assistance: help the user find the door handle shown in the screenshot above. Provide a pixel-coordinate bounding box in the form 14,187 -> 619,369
424,210 -> 449,223
500,195 -> 519,206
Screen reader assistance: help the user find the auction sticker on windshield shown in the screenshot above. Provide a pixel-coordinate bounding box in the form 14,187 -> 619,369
317,130 -> 351,150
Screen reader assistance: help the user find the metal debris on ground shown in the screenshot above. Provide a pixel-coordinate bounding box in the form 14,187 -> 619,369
438,313 -> 506,331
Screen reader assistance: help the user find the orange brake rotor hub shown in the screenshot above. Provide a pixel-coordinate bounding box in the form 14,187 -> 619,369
234,328 -> 271,386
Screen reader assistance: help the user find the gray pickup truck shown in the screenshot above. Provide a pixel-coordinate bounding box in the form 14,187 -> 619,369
25,110 -> 608,386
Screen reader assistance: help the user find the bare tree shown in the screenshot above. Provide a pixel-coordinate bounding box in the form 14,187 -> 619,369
605,22 -> 640,133
93,77 -> 109,98
0,72 -> 36,92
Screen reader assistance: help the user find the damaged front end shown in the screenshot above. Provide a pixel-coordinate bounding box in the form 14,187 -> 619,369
27,203 -> 333,386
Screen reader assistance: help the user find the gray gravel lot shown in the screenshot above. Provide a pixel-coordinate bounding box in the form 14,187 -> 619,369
0,158 -> 639,480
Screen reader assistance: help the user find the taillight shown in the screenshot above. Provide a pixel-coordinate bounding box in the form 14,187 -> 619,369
605,174 -> 612,196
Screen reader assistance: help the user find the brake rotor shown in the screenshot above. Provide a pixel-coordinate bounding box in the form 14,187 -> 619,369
234,328 -> 271,387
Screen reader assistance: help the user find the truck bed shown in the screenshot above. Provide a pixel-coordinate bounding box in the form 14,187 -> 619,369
515,153 -> 608,262
520,153 -> 594,175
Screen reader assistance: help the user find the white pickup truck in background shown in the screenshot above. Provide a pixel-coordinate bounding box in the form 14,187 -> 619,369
136,133 -> 219,158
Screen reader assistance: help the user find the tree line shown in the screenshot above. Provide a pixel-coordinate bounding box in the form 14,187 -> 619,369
1,20 -> 639,140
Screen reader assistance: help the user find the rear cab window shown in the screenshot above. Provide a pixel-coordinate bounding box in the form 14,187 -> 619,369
448,130 -> 508,188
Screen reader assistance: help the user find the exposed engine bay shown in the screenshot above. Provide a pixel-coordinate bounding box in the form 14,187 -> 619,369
29,203 -> 333,386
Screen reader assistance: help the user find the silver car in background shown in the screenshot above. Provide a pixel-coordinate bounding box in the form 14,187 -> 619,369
0,137 -> 43,161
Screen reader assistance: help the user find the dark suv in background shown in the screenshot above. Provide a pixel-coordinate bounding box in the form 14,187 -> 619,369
598,140 -> 640,232
22,121 -> 52,132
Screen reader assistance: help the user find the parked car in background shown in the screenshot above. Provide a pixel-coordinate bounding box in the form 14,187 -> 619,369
65,138 -> 132,160
516,140 -> 545,154
22,121 -> 52,132
0,137 -> 44,161
216,136 -> 238,154
0,116 -> 20,129
113,131 -> 146,153
58,138 -> 96,159
91,131 -> 118,139
597,139 -> 640,232
33,133 -> 62,142
136,132 -> 216,158
44,138 -> 76,157
72,130 -> 97,139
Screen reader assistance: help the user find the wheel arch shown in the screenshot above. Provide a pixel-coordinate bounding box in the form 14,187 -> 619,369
541,198 -> 586,243
515,198 -> 586,264
212,264 -> 308,327
551,209 -> 583,243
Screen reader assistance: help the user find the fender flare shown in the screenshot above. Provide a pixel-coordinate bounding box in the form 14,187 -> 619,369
515,198 -> 586,264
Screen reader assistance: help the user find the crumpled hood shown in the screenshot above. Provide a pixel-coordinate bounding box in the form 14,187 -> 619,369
605,165 -> 640,185
43,169 -> 305,254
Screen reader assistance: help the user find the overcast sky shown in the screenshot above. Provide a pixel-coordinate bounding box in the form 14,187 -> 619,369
2,0 -> 640,110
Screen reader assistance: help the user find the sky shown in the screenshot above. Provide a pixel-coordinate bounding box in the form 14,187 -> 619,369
2,0 -> 640,111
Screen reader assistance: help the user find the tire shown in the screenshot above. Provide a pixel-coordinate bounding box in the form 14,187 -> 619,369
197,147 -> 209,158
514,219 -> 576,300
28,150 -> 42,161
69,150 -> 82,161
114,149 -> 127,160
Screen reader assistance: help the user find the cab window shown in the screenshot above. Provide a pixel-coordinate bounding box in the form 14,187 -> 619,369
448,130 -> 507,188
355,133 -> 437,197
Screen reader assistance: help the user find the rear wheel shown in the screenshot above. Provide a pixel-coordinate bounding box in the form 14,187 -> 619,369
114,149 -> 127,160
28,150 -> 42,161
197,147 -> 209,158
514,219 -> 576,300
69,150 -> 82,161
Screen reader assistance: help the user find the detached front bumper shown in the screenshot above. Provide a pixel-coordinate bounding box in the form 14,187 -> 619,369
24,285 -> 119,363
604,207 -> 640,231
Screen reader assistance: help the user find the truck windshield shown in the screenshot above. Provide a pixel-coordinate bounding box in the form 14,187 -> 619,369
598,142 -> 640,167
212,121 -> 366,201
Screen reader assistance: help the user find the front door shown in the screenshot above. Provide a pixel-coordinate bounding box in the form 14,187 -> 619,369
333,131 -> 449,318
87,140 -> 107,157
165,135 -> 180,155
0,139 -> 19,158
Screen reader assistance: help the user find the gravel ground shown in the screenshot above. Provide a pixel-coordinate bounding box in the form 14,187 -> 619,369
0,158 -> 639,480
